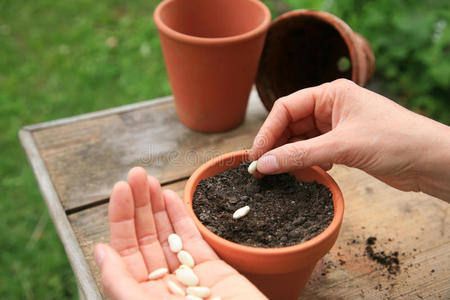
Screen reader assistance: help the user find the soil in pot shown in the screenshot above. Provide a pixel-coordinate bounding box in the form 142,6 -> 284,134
192,162 -> 334,248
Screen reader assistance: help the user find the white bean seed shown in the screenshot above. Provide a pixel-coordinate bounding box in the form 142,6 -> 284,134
177,250 -> 195,268
168,233 -> 183,253
233,205 -> 250,219
178,264 -> 192,270
186,295 -> 202,300
186,286 -> 211,298
167,280 -> 185,296
148,267 -> 168,280
248,161 -> 258,174
175,266 -> 199,286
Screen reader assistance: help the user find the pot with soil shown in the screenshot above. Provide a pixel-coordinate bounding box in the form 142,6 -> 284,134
184,150 -> 344,299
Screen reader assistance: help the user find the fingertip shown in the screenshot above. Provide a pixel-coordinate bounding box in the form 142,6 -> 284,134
162,190 -> 186,215
162,189 -> 181,202
94,244 -> 106,267
147,175 -> 161,189
128,166 -> 148,182
256,155 -> 280,174
109,181 -> 134,222
112,181 -> 131,195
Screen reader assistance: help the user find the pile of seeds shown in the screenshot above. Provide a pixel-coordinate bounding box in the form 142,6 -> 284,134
147,233 -> 221,300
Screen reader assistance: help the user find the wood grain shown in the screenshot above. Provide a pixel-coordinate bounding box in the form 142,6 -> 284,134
68,166 -> 450,299
19,130 -> 102,300
32,91 -> 267,211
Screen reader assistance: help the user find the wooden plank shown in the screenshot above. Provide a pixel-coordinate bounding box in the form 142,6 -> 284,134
23,95 -> 173,132
31,91 -> 267,211
68,166 -> 450,299
68,180 -> 186,297
302,166 -> 450,299
18,130 -> 102,300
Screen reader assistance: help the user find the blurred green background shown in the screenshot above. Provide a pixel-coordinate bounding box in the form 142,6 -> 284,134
0,0 -> 448,298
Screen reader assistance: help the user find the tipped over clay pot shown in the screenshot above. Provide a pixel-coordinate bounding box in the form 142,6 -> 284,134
184,150 -> 344,300
256,10 -> 375,111
154,0 -> 271,132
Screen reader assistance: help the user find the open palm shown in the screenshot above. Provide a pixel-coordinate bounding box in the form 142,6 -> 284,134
95,167 -> 266,300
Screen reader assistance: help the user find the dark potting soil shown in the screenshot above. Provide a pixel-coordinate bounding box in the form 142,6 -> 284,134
192,162 -> 334,248
365,237 -> 400,275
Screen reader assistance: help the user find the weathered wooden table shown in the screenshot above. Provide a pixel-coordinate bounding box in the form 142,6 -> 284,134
20,91 -> 450,299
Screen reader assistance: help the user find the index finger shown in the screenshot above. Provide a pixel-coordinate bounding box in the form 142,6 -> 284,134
250,86 -> 318,160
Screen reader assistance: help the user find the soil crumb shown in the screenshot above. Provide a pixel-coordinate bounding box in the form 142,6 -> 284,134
193,162 -> 334,247
365,237 -> 400,275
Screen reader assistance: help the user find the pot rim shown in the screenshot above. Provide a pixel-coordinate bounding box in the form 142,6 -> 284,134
153,0 -> 271,46
184,150 -> 344,256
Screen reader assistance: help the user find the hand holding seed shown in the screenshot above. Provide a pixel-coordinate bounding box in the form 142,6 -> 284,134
248,161 -> 258,174
248,160 -> 264,179
95,167 -> 267,300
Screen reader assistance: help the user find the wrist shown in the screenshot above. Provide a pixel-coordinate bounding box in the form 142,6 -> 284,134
413,116 -> 450,202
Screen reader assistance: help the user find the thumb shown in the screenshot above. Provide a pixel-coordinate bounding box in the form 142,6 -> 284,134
256,131 -> 342,174
95,244 -> 145,300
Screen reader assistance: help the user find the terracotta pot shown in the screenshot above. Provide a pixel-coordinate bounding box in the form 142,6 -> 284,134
256,10 -> 375,111
154,0 -> 271,132
184,150 -> 344,299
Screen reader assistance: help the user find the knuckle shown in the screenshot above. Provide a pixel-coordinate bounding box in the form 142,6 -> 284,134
329,79 -> 356,96
272,98 -> 285,112
285,145 -> 305,168
137,232 -> 157,245
332,78 -> 355,89
272,97 -> 293,123
117,245 -> 139,257
273,96 -> 291,114
253,134 -> 270,149
321,79 -> 358,107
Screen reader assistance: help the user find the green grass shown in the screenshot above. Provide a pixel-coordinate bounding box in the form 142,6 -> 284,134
1,0 -> 448,298
0,0 -> 170,298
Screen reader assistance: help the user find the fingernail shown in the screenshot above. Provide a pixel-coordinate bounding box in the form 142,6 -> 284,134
95,245 -> 105,266
257,155 -> 280,173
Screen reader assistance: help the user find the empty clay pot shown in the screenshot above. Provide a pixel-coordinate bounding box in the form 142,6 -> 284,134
256,10 -> 375,111
184,150 -> 344,300
154,0 -> 271,132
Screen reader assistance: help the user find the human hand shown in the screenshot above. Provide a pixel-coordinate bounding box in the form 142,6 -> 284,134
250,79 -> 450,201
94,167 -> 267,300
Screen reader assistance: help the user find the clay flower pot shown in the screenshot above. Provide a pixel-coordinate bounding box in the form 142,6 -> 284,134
256,10 -> 375,111
154,0 -> 271,133
184,150 -> 344,299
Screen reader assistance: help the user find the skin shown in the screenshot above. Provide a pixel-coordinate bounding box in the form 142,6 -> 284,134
250,79 -> 450,202
96,79 -> 450,299
94,167 -> 267,300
